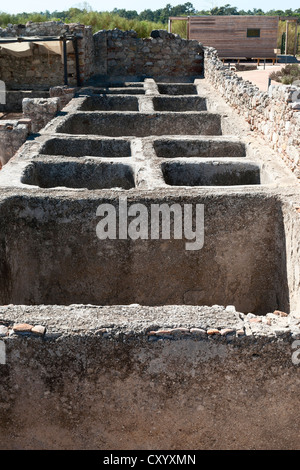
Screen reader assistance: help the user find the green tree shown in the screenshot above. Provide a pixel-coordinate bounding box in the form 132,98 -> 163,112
210,4 -> 239,15
139,9 -> 155,22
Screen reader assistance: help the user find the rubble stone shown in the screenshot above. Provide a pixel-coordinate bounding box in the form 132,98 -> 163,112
204,47 -> 300,175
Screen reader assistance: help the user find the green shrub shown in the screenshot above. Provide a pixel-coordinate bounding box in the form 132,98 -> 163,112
281,74 -> 295,84
269,64 -> 300,84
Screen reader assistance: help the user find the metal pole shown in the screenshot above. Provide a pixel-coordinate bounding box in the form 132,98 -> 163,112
285,21 -> 289,56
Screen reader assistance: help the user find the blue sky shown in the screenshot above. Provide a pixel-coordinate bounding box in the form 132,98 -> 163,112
1,0 -> 299,14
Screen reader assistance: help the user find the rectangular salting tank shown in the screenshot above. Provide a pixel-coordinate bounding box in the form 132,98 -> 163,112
92,87 -> 145,94
55,112 -> 222,137
152,96 -> 207,112
157,83 -> 198,95
21,161 -> 135,190
154,138 -> 246,159
162,161 -> 261,186
78,95 -> 139,111
0,194 -> 290,315
40,137 -> 132,158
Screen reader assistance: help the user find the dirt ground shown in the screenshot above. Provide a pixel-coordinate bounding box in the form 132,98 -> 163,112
236,64 -> 286,91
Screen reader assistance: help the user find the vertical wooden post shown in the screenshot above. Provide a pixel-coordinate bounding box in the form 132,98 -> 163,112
294,21 -> 298,56
187,16 -> 190,40
285,21 -> 289,55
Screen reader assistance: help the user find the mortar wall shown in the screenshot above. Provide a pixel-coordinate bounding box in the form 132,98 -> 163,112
0,22 -> 94,89
1,304 -> 300,450
204,47 -> 300,178
93,29 -> 204,79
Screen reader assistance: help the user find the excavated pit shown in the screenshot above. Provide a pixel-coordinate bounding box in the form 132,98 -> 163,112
0,67 -> 300,451
39,137 -> 132,158
153,138 -> 246,159
152,96 -> 207,111
78,95 -> 139,111
162,161 -> 261,186
55,112 -> 222,137
20,161 -> 135,190
157,83 -> 198,95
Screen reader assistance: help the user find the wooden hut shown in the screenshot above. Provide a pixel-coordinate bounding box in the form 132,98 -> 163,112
169,16 -> 280,62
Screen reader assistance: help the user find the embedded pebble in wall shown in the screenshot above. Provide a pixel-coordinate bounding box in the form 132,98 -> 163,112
190,328 -> 206,336
31,325 -> 46,336
13,323 -> 34,333
220,328 -> 235,336
273,310 -> 288,317
207,328 -> 221,335
11,323 -> 46,336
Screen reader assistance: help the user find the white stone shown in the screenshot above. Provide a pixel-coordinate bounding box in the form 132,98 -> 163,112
225,305 -> 236,313
31,325 -> 46,336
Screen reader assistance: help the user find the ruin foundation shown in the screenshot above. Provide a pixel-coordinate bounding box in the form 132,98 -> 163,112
0,24 -> 299,450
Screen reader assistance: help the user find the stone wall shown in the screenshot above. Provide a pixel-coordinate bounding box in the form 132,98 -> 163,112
93,29 -> 204,79
0,22 -> 94,89
204,47 -> 300,178
0,90 -> 49,113
0,86 -> 75,166
0,24 -> 203,88
2,304 -> 300,449
22,86 -> 75,133
0,119 -> 30,167
22,97 -> 61,134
